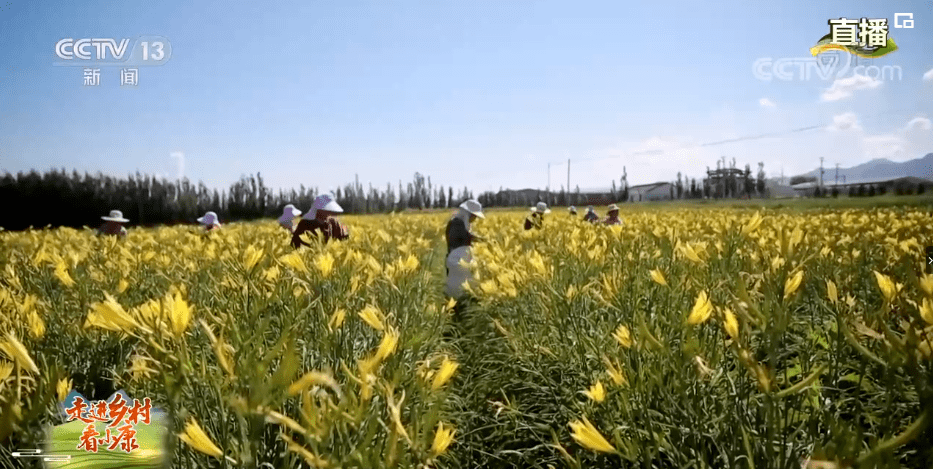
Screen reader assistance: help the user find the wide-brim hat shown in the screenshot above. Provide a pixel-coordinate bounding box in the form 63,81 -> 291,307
101,210 -> 129,223
279,204 -> 302,222
316,193 -> 343,212
607,204 -> 620,212
530,202 -> 551,214
197,212 -> 218,225
458,199 -> 485,219
568,206 -> 577,211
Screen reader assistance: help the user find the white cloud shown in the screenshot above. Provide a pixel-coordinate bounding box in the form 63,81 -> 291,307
820,74 -> 882,102
759,98 -> 776,108
862,135 -> 908,160
826,112 -> 862,132
924,68 -> 933,81
905,117 -> 932,132
846,115 -> 933,163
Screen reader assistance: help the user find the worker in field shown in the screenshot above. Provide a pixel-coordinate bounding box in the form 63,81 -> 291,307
568,205 -> 578,216
583,206 -> 599,224
524,202 -> 550,230
97,210 -> 129,237
278,204 -> 303,233
197,211 -> 222,232
291,193 -> 350,248
445,199 -> 484,298
602,204 -> 623,226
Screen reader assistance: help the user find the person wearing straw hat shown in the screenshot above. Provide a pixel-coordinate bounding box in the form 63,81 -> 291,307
602,204 -> 623,226
524,202 -> 550,230
583,206 -> 599,224
97,210 -> 129,237
278,204 -> 303,233
568,205 -> 578,216
445,199 -> 484,300
197,211 -> 222,232
291,193 -> 349,248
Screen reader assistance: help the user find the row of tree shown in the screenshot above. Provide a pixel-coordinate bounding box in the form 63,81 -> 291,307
1,159 -> 781,230
0,169 -> 476,230
815,183 -> 927,198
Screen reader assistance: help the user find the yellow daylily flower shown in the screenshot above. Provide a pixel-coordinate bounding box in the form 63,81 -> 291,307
431,356 -> 459,390
687,291 -> 713,325
57,377 -> 72,402
826,280 -> 838,306
613,324 -> 633,348
569,416 -> 615,453
431,422 -> 456,456
873,271 -> 897,303
53,261 -> 75,288
783,270 -> 804,300
722,308 -> 739,339
314,252 -> 335,278
358,305 -> 386,331
583,381 -> 606,403
374,328 -> 399,361
242,244 -> 263,271
178,418 -> 224,459
649,269 -> 668,287
0,332 -> 39,374
919,298 -> 933,325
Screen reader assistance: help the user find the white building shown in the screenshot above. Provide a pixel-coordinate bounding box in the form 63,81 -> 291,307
627,182 -> 674,202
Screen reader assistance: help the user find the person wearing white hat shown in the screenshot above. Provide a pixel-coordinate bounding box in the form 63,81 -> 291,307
445,199 -> 485,299
568,205 -> 578,216
583,206 -> 599,224
291,193 -> 349,248
278,204 -> 303,233
602,204 -> 623,226
524,201 -> 550,230
97,210 -> 129,237
197,211 -> 222,231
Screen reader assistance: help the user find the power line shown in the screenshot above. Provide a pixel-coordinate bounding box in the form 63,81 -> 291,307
542,108 -> 919,189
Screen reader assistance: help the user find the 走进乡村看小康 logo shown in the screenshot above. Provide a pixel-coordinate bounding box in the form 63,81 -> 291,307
810,17 -> 898,58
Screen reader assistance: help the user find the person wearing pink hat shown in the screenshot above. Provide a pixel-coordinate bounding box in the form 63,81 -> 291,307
291,193 -> 349,248
197,211 -> 222,232
278,204 -> 303,233
97,210 -> 129,237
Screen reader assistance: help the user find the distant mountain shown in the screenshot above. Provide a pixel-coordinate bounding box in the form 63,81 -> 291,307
798,153 -> 933,183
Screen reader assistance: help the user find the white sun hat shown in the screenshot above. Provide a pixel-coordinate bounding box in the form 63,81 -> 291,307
303,193 -> 344,220
278,204 -> 302,223
458,199 -> 485,219
101,210 -> 129,223
530,202 -> 551,214
568,206 -> 577,212
197,211 -> 219,225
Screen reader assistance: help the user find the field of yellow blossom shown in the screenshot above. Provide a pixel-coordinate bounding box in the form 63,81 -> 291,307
1,202 -> 932,468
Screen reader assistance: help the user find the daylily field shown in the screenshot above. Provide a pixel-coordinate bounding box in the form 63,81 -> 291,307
1,203 -> 932,468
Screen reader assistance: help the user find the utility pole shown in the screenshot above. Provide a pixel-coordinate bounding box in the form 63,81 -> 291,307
547,162 -> 550,193
819,157 -> 825,189
835,163 -> 839,186
566,159 -> 570,204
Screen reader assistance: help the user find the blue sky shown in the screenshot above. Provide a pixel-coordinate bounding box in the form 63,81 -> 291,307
1,0 -> 931,194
